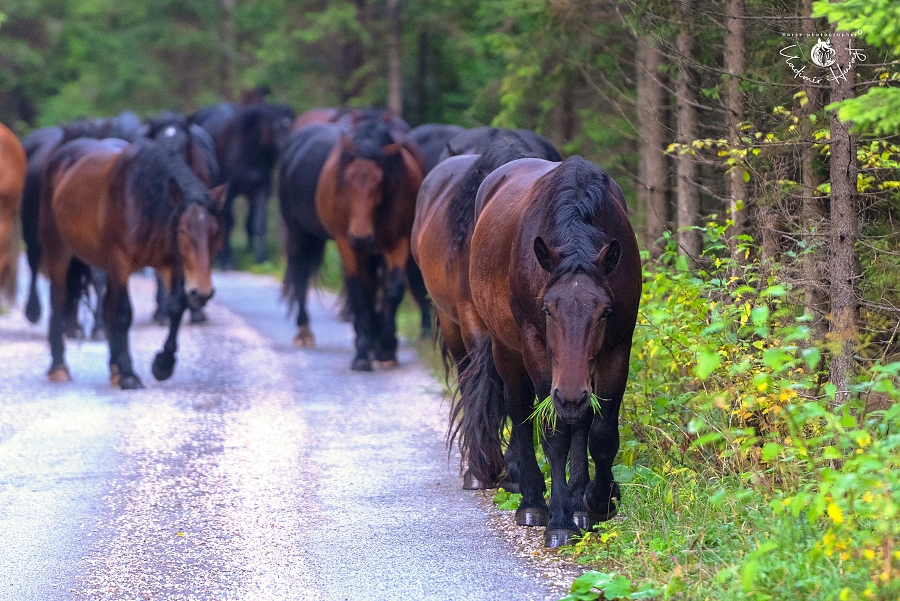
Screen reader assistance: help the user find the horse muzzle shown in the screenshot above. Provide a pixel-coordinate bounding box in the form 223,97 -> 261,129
552,388 -> 591,424
187,288 -> 214,311
348,233 -> 375,252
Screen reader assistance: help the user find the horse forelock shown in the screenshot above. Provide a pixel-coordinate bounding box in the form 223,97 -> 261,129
533,157 -> 611,289
337,121 -> 405,199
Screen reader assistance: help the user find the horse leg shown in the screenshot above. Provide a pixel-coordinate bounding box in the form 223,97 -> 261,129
569,415 -> 594,531
62,259 -> 86,340
585,345 -> 630,522
104,275 -> 143,389
90,269 -> 107,340
287,230 -> 326,348
541,422 -> 582,547
373,244 -> 408,367
46,255 -> 73,381
247,182 -> 272,264
492,342 -> 548,524
153,271 -> 169,326
23,199 -> 42,324
217,186 -> 238,270
152,275 -> 187,381
405,257 -> 431,338
336,238 -> 376,371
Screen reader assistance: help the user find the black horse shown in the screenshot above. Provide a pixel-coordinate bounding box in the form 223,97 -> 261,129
192,100 -> 294,267
408,123 -> 465,173
144,112 -> 224,325
439,126 -> 561,164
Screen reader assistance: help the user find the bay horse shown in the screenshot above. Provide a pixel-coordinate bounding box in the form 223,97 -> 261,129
193,100 -> 294,267
0,122 -> 27,305
280,116 -> 424,369
40,137 -> 225,389
21,120 -> 107,337
411,129 -> 559,491
459,156 -> 640,547
144,111 -> 223,325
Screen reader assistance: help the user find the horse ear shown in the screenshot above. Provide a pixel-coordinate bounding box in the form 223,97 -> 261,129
209,184 -> 228,210
445,142 -> 458,157
534,237 -> 559,273
597,240 -> 621,274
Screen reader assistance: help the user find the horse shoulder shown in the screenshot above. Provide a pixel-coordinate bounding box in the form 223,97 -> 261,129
413,154 -> 477,248
313,143 -> 345,239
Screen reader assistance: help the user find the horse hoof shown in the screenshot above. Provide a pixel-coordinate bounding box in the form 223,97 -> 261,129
293,327 -> 315,348
375,359 -> 399,369
47,365 -> 71,382
462,470 -> 494,490
152,352 -> 176,381
25,298 -> 41,324
351,358 -> 372,371
120,375 -> 145,390
189,308 -> 208,324
516,507 -> 550,527
543,529 -> 579,548
573,511 -> 595,531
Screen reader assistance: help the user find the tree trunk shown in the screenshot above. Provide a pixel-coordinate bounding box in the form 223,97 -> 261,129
416,29 -> 428,124
637,36 -> 669,258
724,0 -> 746,270
218,0 -> 236,101
800,0 -> 828,338
340,1 -> 367,104
828,29 -> 859,400
386,0 -> 402,115
675,2 -> 701,268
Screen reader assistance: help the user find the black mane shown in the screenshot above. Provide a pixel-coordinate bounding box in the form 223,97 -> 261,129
446,129 -> 538,257
531,156 -> 611,287
124,139 -> 219,243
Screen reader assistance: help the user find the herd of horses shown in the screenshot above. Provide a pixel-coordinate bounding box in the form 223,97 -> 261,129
0,97 -> 641,548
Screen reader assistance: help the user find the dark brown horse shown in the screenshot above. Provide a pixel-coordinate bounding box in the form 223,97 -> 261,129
411,129 -> 560,490
280,115 -> 423,370
40,138 -> 225,389
455,156 -> 640,547
0,122 -> 27,304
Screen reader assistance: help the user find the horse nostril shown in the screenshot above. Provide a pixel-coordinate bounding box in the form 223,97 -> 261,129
349,234 -> 375,252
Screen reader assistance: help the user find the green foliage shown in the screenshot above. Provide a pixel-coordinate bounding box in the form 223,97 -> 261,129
561,571 -> 661,601
493,488 -> 522,511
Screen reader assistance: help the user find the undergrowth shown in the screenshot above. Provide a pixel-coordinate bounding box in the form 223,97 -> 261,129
490,227 -> 900,600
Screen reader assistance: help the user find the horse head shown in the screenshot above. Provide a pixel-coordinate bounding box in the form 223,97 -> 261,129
176,184 -> 226,311
534,237 -> 621,423
337,125 -> 403,252
145,113 -> 192,155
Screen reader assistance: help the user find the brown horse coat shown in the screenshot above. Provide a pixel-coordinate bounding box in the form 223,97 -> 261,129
0,123 -> 27,301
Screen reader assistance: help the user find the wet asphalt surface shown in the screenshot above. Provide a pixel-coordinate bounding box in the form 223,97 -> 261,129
0,260 -> 575,600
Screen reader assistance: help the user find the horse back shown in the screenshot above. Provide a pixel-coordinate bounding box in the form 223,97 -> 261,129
412,154 -> 478,255
469,158 -> 558,352
49,141 -> 127,270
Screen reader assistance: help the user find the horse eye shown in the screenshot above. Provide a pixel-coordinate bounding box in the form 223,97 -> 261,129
542,305 -> 551,317
601,308 -> 612,319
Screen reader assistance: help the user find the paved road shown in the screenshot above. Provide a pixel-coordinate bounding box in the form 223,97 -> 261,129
0,263 -> 566,600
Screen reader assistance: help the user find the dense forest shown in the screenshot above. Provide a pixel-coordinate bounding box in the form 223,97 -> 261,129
2,0 -> 900,598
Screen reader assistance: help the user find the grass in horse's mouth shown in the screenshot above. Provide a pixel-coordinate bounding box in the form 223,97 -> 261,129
530,393 -> 602,436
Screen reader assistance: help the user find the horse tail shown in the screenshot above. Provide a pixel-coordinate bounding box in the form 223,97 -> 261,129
449,335 -> 507,485
65,258 -> 94,318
